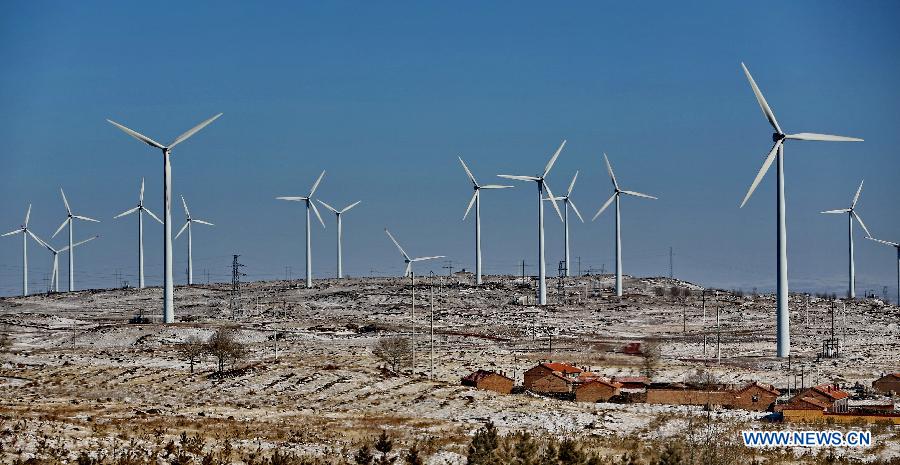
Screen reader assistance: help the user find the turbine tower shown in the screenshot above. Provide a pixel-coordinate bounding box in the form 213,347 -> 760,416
821,180 -> 871,299
175,195 -> 214,285
592,154 -> 657,297
458,156 -> 513,285
867,236 -> 900,305
107,113 -> 223,323
51,189 -> 99,292
114,178 -> 163,288
2,205 -> 40,296
317,200 -> 361,279
277,170 -> 326,288
545,171 -> 585,277
738,62 -> 862,358
497,140 -> 566,305
30,233 -> 98,293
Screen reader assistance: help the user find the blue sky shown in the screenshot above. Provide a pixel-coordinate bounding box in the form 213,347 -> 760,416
1,1 -> 898,298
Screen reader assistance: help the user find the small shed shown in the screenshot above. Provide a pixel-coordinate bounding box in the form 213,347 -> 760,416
461,370 -> 514,395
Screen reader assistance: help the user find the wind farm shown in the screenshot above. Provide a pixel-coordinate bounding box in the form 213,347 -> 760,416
1,3 -> 898,464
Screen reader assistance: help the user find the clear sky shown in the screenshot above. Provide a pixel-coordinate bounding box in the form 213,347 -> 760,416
1,1 -> 898,298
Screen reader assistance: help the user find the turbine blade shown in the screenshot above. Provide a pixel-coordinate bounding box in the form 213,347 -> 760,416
167,113 -> 223,149
740,62 -> 782,134
463,191 -> 478,220
603,154 -> 619,190
276,196 -> 307,201
144,208 -> 163,225
1,228 -> 23,237
114,207 -> 140,218
567,171 -> 579,196
785,133 -> 863,142
543,182 -> 564,223
51,218 -> 68,239
107,119 -> 166,149
340,200 -> 361,213
60,188 -> 71,215
820,209 -> 851,214
568,199 -> 585,223
309,201 -> 325,228
181,195 -> 191,218
317,199 -> 339,214
411,255 -> 445,262
497,175 -> 540,181
542,140 -> 566,178
851,211 -> 871,238
851,180 -> 864,208
24,204 -> 31,226
385,229 -> 410,261
739,140 -> 781,208
308,170 -> 326,198
458,157 -> 477,186
72,235 -> 99,248
192,219 -> 214,226
479,184 -> 514,189
621,190 -> 658,200
26,230 -> 50,250
73,215 -> 100,223
593,193 -> 617,221
867,237 -> 900,247
175,221 -> 189,240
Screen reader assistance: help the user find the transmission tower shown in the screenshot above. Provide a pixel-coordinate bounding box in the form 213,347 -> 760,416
231,255 -> 246,319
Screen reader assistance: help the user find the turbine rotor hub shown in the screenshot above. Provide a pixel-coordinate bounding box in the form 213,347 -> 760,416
772,132 -> 786,142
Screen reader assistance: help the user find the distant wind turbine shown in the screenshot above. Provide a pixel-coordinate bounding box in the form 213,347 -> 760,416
277,170 -> 326,288
317,199 -> 361,279
114,178 -> 163,288
498,141 -> 566,305
2,205 -> 41,296
821,180 -> 871,299
458,157 -> 513,285
867,236 -> 900,305
738,62 -> 862,358
107,113 -> 223,323
592,154 -> 656,297
384,229 -> 445,278
51,189 -> 99,292
30,233 -> 98,293
175,195 -> 214,286
545,171 -> 584,277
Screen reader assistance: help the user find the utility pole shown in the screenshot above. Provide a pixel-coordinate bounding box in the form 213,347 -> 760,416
716,304 -> 721,364
410,271 -> 416,376
577,256 -> 581,277
442,260 -> 453,277
548,329 -> 553,355
230,255 -> 246,319
429,271 -> 435,381
273,327 -> 278,361
702,290 -> 707,357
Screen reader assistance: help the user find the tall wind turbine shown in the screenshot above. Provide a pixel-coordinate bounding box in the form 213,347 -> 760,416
738,62 -> 862,358
2,205 -> 40,296
175,195 -> 214,285
277,170 -> 326,288
384,229 -> 445,278
498,141 -> 566,305
545,171 -> 584,277
867,236 -> 900,305
30,233 -> 98,293
458,157 -> 513,285
317,200 -> 361,279
114,178 -> 163,288
821,180 -> 871,299
51,189 -> 99,292
107,113 -> 223,323
592,154 -> 656,297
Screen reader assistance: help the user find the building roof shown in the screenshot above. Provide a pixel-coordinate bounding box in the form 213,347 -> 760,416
784,396 -> 829,410
809,384 -> 850,401
577,378 -> 623,390
875,373 -> 900,382
613,376 -> 651,385
738,381 -> 780,396
538,362 -> 583,375
462,370 -> 512,384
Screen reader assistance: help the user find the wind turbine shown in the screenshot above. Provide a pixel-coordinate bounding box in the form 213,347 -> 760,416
114,178 -> 163,288
458,157 -> 513,285
2,205 -> 41,296
317,199 -> 361,279
545,171 -> 584,277
738,62 -> 862,358
51,189 -> 99,292
107,113 -> 223,323
175,195 -> 214,286
384,229 -> 445,278
867,236 -> 900,305
592,154 -> 656,297
30,233 -> 98,293
277,170 -> 326,288
821,180 -> 871,299
497,140 -> 566,305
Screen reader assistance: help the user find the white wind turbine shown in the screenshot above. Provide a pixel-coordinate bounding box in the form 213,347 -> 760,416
30,232 -> 98,293
51,189 -> 100,292
175,195 -> 214,286
114,178 -> 163,288
317,199 -> 361,279
385,229 -> 445,278
821,180 -> 871,299
2,205 -> 41,296
277,170 -> 326,288
867,236 -> 900,305
738,62 -> 862,358
497,140 -> 566,305
458,157 -> 513,285
545,171 -> 584,277
107,113 -> 223,323
592,154 -> 656,297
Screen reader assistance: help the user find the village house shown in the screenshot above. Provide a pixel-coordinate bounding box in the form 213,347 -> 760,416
612,376 -> 651,391
461,370 -> 514,395
524,362 -> 582,394
731,381 -> 780,411
787,384 -> 850,413
646,383 -> 733,408
575,378 -> 622,403
873,373 -> 900,395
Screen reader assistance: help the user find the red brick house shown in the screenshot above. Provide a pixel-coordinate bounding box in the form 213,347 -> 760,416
461,370 -> 514,395
789,385 -> 850,413
524,362 -> 582,394
731,381 -> 780,411
575,378 -> 622,403
873,373 -> 900,395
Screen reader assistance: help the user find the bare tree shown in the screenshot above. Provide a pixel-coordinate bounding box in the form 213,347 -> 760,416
206,328 -> 245,374
177,336 -> 205,373
641,340 -> 662,379
373,336 -> 412,373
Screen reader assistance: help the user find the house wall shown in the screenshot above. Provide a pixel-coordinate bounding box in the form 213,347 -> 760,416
528,374 -> 571,394
475,374 -> 513,395
646,389 -> 734,407
575,383 -> 619,402
731,386 -> 778,411
524,366 -> 552,390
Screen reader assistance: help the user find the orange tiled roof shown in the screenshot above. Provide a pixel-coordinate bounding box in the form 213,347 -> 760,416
541,362 -> 582,374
